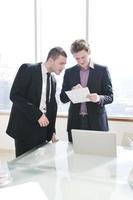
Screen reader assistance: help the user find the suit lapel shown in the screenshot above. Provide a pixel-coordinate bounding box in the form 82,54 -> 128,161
87,64 -> 97,92
34,63 -> 42,104
75,66 -> 81,84
50,74 -> 56,99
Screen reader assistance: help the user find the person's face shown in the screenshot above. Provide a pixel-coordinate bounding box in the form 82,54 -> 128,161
51,55 -> 67,75
73,49 -> 91,69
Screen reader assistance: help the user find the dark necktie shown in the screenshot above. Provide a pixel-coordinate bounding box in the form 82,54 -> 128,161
46,72 -> 51,107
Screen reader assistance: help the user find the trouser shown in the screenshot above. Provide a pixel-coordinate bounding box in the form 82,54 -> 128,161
68,114 -> 90,143
79,114 -> 90,130
15,137 -> 47,157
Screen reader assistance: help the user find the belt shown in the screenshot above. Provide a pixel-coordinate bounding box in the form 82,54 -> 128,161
79,113 -> 88,117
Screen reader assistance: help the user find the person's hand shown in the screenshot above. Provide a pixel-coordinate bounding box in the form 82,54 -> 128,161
51,133 -> 59,143
38,114 -> 49,127
72,84 -> 82,90
87,93 -> 100,103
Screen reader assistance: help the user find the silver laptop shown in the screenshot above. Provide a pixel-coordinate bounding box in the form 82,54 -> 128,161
72,129 -> 117,157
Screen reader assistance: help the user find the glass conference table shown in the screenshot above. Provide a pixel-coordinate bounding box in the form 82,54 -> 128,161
2,141 -> 133,199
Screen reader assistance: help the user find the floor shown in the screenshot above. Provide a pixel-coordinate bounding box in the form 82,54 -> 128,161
0,149 -> 15,162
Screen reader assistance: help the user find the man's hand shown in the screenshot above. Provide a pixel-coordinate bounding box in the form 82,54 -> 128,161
51,133 -> 59,143
87,93 -> 100,103
38,114 -> 49,127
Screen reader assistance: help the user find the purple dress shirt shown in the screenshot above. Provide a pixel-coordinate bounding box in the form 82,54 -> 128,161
80,67 -> 90,114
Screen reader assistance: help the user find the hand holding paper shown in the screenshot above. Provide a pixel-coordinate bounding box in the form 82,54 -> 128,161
65,87 -> 90,104
87,93 -> 100,103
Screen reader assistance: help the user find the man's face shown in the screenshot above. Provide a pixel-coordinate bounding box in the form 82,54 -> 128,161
73,49 -> 91,69
51,55 -> 67,75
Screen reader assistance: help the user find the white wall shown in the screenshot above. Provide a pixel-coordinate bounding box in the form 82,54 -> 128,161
0,114 -> 14,149
0,114 -> 133,150
56,117 -> 133,146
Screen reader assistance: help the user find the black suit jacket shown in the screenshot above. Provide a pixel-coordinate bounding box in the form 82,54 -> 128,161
6,63 -> 57,141
60,64 -> 113,133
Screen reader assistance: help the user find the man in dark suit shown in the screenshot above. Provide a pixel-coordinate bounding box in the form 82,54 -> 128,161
6,47 -> 67,157
60,39 -> 113,142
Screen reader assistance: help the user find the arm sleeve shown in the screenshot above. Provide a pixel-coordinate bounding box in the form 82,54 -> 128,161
10,64 -> 42,122
98,67 -> 113,107
60,70 -> 71,103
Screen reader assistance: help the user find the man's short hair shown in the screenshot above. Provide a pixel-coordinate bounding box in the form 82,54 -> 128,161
46,47 -> 67,61
70,39 -> 90,54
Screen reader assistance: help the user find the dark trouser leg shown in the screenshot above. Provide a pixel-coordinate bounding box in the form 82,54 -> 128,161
15,137 -> 46,157
79,115 -> 90,130
69,115 -> 90,143
68,131 -> 73,143
15,140 -> 29,157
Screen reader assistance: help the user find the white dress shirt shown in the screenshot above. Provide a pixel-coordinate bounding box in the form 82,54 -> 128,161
39,63 -> 51,113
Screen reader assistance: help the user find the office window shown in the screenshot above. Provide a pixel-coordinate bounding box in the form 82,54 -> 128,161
0,0 -> 132,118
88,0 -> 133,117
38,0 -> 133,117
0,0 -> 35,110
37,0 -> 86,112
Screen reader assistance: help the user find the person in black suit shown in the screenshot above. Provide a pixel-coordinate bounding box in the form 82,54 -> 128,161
60,39 -> 113,142
6,47 -> 67,157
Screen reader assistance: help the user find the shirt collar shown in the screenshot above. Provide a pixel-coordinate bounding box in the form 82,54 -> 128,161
41,62 -> 49,75
78,60 -> 94,71
90,60 -> 94,69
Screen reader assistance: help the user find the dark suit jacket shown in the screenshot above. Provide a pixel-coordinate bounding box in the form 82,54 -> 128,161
60,64 -> 113,133
6,63 -> 57,141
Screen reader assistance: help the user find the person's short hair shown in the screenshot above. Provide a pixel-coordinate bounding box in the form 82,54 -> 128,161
46,47 -> 67,61
70,39 -> 90,54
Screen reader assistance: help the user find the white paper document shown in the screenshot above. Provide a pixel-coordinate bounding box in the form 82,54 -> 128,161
65,87 -> 90,104
0,182 -> 48,200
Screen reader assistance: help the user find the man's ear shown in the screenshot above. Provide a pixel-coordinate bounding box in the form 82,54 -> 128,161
49,57 -> 54,64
